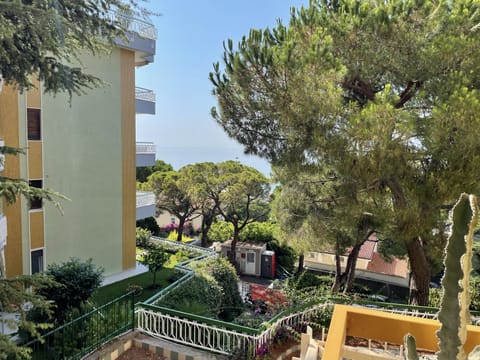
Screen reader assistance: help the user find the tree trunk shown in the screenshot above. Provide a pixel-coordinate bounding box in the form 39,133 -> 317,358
177,217 -> 185,241
200,213 -> 214,247
230,225 -> 240,267
152,270 -> 157,286
407,237 -> 431,305
332,253 -> 343,294
297,254 -> 305,273
343,242 -> 362,294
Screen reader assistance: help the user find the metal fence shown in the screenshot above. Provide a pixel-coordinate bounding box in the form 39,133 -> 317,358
25,292 -> 135,360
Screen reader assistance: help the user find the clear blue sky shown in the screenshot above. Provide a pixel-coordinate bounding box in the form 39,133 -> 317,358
136,0 -> 309,176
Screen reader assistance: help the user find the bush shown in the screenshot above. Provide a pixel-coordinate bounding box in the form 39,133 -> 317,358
428,277 -> 480,310
167,230 -> 193,243
159,275 -> 223,318
286,271 -> 332,291
39,258 -> 103,323
136,227 -> 151,248
193,257 -> 243,321
139,246 -> 169,287
209,221 -> 234,242
267,239 -> 296,273
136,217 -> 160,236
240,222 -> 276,243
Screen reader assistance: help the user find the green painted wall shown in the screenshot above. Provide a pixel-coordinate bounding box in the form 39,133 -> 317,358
42,49 -> 125,276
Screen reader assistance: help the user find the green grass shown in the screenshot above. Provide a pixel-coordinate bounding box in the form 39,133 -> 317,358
91,268 -> 178,306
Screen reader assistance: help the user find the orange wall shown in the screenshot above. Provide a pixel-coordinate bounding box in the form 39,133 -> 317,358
29,211 -> 44,249
0,85 -> 23,277
28,141 -> 43,179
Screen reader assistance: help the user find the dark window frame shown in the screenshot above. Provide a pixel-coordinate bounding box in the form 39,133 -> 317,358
29,179 -> 43,210
27,108 -> 41,141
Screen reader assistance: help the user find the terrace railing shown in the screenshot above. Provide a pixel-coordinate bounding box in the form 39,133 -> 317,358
142,236 -> 216,306
25,292 -> 135,360
108,11 -> 157,40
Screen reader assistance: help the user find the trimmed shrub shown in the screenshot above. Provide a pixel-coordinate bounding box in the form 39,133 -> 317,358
159,275 -> 223,318
193,257 -> 243,321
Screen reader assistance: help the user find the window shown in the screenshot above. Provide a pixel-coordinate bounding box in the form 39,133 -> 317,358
27,109 -> 41,140
29,180 -> 42,209
31,249 -> 44,274
170,217 -> 176,224
247,253 -> 255,263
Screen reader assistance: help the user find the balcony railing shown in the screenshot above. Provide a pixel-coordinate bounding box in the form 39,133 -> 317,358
135,87 -> 156,103
108,11 -> 157,40
0,140 -> 4,172
136,191 -> 155,208
136,142 -> 156,154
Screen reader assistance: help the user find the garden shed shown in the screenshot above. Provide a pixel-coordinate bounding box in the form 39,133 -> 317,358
219,240 -> 274,277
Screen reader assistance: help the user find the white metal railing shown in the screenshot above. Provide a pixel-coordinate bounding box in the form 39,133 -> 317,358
136,142 -> 156,154
135,87 -> 156,103
136,191 -> 155,208
137,301 -> 332,357
108,11 -> 157,40
137,308 -> 256,355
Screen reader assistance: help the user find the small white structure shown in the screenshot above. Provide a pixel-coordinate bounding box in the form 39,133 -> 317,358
219,240 -> 266,276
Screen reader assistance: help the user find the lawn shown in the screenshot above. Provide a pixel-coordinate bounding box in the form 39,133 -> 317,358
92,268 -> 178,305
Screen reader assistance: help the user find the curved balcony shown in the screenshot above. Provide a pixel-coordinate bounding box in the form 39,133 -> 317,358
135,87 -> 156,115
136,142 -> 156,167
109,11 -> 156,66
136,191 -> 156,220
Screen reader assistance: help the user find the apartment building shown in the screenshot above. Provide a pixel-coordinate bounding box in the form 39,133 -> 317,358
0,12 -> 156,278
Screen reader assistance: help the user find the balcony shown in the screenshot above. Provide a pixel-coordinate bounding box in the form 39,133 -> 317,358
109,11 -> 156,66
0,140 -> 4,172
136,191 -> 155,220
136,142 -> 156,167
135,87 -> 156,115
0,214 -> 6,251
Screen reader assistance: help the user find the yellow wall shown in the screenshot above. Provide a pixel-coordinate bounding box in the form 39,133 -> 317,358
0,85 -> 23,277
27,80 -> 41,108
121,49 -> 136,270
29,211 -> 44,249
323,305 -> 480,359
28,141 -> 43,179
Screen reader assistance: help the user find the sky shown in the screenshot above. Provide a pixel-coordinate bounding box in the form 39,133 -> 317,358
135,0 -> 309,177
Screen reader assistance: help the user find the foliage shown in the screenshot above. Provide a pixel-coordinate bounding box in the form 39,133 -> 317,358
209,221 -> 234,242
166,230 -> 193,243
0,275 -> 57,359
429,288 -> 443,308
136,160 -> 174,183
136,227 -> 152,249
0,0 -> 140,94
240,222 -> 276,243
164,249 -> 192,268
136,217 -> 160,237
139,246 -> 169,287
39,258 -> 103,324
211,0 -> 480,306
193,257 -> 243,321
148,170 -> 200,241
159,275 -> 223,318
429,277 -> 480,312
267,239 -> 296,274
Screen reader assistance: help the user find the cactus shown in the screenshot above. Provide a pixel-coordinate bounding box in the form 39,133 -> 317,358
403,194 -> 480,360
436,193 -> 478,360
404,333 -> 419,360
